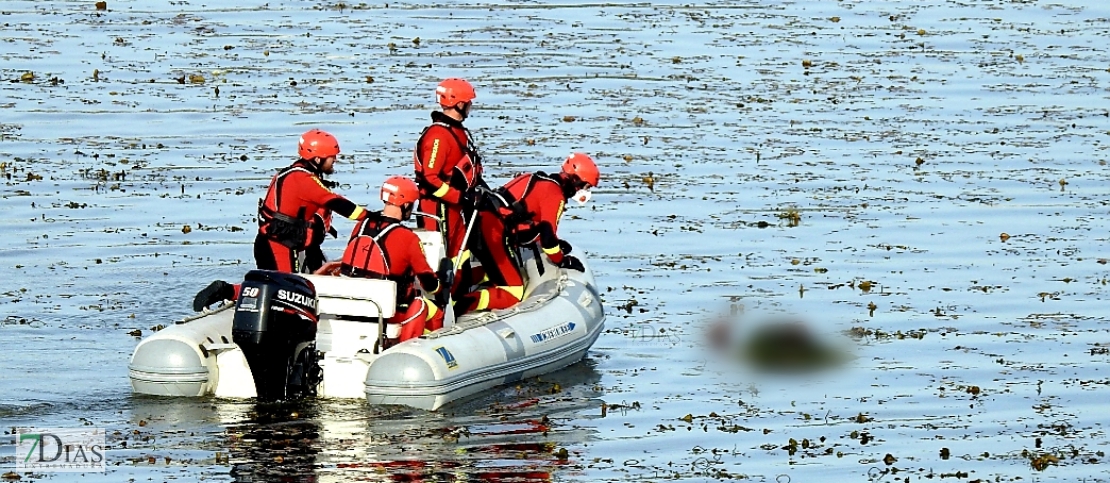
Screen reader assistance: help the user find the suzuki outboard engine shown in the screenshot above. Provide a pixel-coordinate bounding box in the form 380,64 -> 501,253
232,270 -> 322,401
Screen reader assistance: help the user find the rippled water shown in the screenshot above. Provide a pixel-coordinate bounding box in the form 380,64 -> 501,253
3,0 -> 1110,481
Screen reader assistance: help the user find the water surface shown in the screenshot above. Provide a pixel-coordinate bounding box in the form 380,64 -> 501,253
3,0 -> 1110,481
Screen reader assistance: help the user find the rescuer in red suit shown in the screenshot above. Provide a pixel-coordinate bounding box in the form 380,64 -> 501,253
256,129 -> 367,272
191,129 -> 366,311
413,78 -> 484,297
340,176 -> 450,344
456,153 -> 600,314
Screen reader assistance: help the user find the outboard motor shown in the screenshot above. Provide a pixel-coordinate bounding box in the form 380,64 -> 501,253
232,270 -> 322,401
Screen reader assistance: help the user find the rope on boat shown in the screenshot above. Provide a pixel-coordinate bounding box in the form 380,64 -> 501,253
175,300 -> 234,325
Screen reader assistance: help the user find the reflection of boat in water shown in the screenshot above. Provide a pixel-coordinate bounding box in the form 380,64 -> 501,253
344,460 -> 554,483
123,360 -> 603,482
225,401 -> 323,483
313,359 -> 604,482
120,331 -> 605,480
128,230 -> 606,410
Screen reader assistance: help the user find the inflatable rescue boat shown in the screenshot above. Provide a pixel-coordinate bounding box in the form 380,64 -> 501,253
127,230 -> 606,410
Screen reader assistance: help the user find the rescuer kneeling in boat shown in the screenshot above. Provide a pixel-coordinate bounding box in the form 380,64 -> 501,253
338,176 -> 451,346
191,129 -> 368,311
456,153 -> 600,314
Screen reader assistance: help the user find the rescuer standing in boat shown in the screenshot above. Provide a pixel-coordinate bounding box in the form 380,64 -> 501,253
338,176 -> 451,345
413,78 -> 484,297
256,129 -> 368,272
457,153 -> 600,314
192,129 -> 367,310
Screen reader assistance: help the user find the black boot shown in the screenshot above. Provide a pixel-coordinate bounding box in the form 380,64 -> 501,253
193,280 -> 234,312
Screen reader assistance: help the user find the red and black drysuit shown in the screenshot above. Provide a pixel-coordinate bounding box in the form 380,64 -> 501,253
256,160 -> 365,273
413,111 -> 482,295
340,212 -> 444,342
458,172 -> 575,314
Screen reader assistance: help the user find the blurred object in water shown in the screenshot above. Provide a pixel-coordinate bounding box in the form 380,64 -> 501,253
738,319 -> 854,374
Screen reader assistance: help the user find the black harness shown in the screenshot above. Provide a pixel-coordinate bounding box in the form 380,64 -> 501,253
257,165 -> 315,249
413,118 -> 483,197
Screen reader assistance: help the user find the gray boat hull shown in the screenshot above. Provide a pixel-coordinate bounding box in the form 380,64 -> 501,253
128,239 -> 605,410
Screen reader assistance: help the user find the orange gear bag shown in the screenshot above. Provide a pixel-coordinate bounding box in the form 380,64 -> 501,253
340,221 -> 398,278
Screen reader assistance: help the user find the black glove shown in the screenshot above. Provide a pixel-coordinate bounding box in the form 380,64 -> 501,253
464,185 -> 499,213
558,255 -> 585,272
433,289 -> 450,310
457,191 -> 476,220
327,226 -> 338,239
558,239 -> 572,255
192,280 -> 235,312
434,259 -> 454,308
436,258 -> 455,289
321,179 -> 340,189
473,189 -> 494,212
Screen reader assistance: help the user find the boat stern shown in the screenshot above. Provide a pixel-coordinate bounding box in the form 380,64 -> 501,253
129,338 -> 211,397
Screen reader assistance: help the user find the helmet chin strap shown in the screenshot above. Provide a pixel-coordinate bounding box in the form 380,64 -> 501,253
452,102 -> 470,121
558,174 -> 579,199
306,157 -> 324,171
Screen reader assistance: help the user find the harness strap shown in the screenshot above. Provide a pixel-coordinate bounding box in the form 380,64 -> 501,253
529,242 -> 545,276
414,122 -> 479,195
257,166 -> 318,248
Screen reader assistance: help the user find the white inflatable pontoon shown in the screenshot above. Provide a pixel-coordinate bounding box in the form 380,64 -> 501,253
128,230 -> 605,410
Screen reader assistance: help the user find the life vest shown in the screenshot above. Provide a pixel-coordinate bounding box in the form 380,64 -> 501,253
496,172 -> 560,241
340,218 -> 399,279
413,121 -> 480,196
257,165 -> 317,249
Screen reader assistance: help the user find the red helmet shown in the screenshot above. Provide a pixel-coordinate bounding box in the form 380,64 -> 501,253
298,129 -> 340,160
436,78 -> 476,107
561,152 -> 600,187
380,176 -> 420,206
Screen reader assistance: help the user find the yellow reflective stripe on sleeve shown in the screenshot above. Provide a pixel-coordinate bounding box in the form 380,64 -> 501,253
425,299 -> 439,320
428,139 -> 440,170
475,289 -> 491,311
501,285 -> 524,300
555,199 -> 565,223
348,206 -> 366,220
542,244 -> 561,255
452,249 -> 470,267
432,183 -> 452,198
